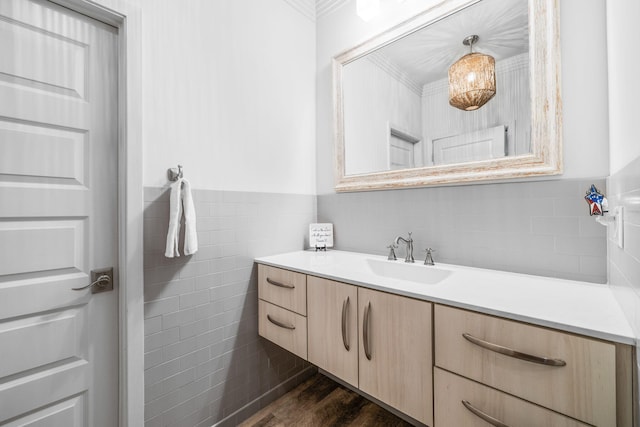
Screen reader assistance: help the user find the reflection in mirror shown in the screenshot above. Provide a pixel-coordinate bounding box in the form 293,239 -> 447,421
343,0 -> 529,175
334,0 -> 561,192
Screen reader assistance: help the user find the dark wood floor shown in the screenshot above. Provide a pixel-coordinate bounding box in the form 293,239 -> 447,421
239,374 -> 414,427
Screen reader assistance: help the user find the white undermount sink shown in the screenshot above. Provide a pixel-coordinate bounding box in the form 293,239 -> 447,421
363,257 -> 452,284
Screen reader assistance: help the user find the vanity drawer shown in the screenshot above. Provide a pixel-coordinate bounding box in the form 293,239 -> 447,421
258,300 -> 307,360
258,264 -> 307,315
434,305 -> 616,427
434,368 -> 590,427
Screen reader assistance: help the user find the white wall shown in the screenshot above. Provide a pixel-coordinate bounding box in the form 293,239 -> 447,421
316,0 -> 610,194
343,57 -> 422,174
137,0 -> 317,194
607,0 -> 640,174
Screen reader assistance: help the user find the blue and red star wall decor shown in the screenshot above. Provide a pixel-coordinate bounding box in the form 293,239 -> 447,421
584,184 -> 608,216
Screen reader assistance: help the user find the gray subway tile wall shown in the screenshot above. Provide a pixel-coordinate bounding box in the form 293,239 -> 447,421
317,178 -> 608,283
143,188 -> 316,427
608,156 -> 640,384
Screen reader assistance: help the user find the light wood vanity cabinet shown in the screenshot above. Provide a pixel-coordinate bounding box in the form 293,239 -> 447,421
257,263 -> 634,427
357,287 -> 433,426
307,276 -> 359,388
303,275 -> 434,426
434,305 -> 633,427
258,300 -> 307,359
258,264 -> 307,315
434,368 -> 591,426
257,265 -> 308,359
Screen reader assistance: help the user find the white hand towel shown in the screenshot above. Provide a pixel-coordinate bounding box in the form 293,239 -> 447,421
165,178 -> 183,258
181,178 -> 198,255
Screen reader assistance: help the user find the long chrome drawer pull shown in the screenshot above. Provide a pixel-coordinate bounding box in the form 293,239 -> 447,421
462,400 -> 511,427
363,302 -> 372,360
267,314 -> 295,330
266,277 -> 295,289
462,333 -> 567,367
341,296 -> 350,351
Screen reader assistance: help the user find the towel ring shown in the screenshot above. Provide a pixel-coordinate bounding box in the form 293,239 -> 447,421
167,165 -> 183,182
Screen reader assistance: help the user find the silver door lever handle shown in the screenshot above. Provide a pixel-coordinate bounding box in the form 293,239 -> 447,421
72,274 -> 111,291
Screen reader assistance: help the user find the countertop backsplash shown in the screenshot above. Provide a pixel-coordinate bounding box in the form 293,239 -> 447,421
318,178 -> 608,284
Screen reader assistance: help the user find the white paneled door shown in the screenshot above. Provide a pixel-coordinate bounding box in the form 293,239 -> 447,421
0,0 -> 118,425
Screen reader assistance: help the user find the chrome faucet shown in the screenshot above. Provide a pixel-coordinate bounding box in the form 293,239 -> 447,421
386,244 -> 398,261
424,248 -> 436,266
394,232 -> 414,263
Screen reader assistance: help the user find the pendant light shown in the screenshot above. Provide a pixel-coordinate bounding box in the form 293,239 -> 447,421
448,35 -> 496,111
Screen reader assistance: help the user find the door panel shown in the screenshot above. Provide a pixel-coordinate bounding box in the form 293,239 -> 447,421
4,395 -> 86,427
389,135 -> 415,170
0,0 -> 118,425
0,16 -> 87,98
0,120 -> 87,184
0,307 -> 85,378
0,219 -> 86,276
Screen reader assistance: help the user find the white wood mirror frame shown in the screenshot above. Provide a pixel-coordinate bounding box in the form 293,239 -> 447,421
333,0 -> 561,192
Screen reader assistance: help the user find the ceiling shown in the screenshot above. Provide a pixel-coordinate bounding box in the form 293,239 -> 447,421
373,0 -> 529,86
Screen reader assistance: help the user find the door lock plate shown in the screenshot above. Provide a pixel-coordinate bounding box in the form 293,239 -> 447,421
91,267 -> 114,294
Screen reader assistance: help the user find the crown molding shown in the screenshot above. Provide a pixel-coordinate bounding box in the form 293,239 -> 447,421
316,0 -> 349,19
368,51 -> 423,96
283,0 -> 316,21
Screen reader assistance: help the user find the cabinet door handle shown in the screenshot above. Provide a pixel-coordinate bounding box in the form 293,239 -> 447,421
72,274 -> 111,291
267,314 -> 295,330
462,400 -> 511,427
462,333 -> 567,367
363,302 -> 372,360
266,277 -> 295,289
341,296 -> 350,351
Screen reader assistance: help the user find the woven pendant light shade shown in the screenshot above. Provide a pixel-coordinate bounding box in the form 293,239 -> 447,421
448,44 -> 496,111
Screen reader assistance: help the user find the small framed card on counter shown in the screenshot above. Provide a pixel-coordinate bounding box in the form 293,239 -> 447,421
309,223 -> 333,251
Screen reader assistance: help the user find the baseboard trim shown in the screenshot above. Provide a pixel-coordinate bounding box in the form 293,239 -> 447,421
211,366 -> 317,427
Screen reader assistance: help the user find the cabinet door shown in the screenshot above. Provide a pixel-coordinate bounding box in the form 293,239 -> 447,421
358,288 -> 433,426
307,277 -> 358,387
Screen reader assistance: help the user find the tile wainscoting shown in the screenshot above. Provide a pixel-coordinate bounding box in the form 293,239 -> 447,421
143,188 -> 316,427
318,178 -> 608,283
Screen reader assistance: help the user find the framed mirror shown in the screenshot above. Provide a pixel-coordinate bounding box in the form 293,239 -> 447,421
333,0 -> 561,192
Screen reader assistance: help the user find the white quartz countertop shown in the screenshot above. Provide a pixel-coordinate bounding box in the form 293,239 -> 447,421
255,250 -> 635,345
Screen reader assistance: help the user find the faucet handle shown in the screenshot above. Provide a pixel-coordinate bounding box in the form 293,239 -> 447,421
387,244 -> 398,261
424,248 -> 436,266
